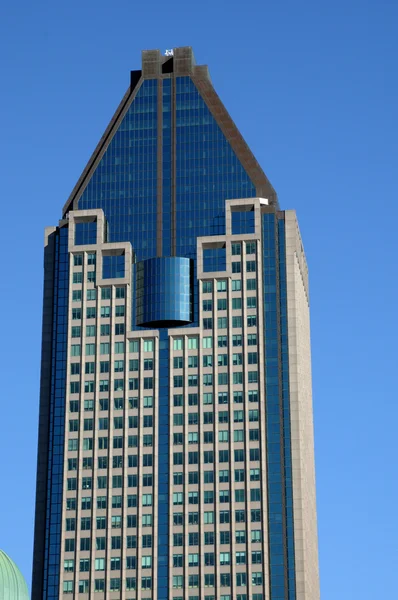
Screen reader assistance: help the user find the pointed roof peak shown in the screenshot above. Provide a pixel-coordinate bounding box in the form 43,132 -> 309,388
62,47 -> 277,217
142,46 -> 198,76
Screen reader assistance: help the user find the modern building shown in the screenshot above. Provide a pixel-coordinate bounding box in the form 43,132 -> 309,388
0,549 -> 30,600
32,47 -> 319,600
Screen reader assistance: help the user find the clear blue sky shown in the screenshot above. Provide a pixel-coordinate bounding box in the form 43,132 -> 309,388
0,1 -> 396,597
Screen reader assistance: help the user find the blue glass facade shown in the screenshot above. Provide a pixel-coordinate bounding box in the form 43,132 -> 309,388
76,74 -> 258,599
43,227 -> 69,600
262,213 -> 296,600
102,254 -> 125,279
136,256 -> 192,327
175,77 -> 256,257
162,79 -> 172,256
74,220 -> 97,245
175,76 -> 256,324
203,246 -> 227,272
76,75 -> 256,270
79,79 -> 158,259
231,208 -> 255,234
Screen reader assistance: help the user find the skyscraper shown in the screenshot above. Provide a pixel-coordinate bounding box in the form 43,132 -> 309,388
32,47 -> 319,600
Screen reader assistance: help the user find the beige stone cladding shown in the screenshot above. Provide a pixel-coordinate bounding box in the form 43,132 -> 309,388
61,209 -> 159,600
285,211 -> 320,600
58,200 -> 320,600
190,196 -> 270,600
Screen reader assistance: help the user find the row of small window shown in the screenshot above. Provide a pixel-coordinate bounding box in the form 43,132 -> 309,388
231,261 -> 257,274
69,370 -> 258,394
68,452 -> 154,471
72,286 -> 125,301
173,337 -> 199,350
69,396 -> 153,412
173,428 -> 260,445
68,434 -> 147,452
174,595 -> 263,600
68,405 -> 260,434
172,488 -> 262,506
172,334 -> 257,351
64,532 -> 148,552
202,279 -> 256,294
173,407 -> 260,426
71,342 -> 125,356
66,452 -> 261,479
70,359 -> 153,376
203,296 -> 257,311
130,339 -> 153,352
70,377 -> 153,394
71,305 -> 125,319
67,472 -> 153,491
173,572 -> 263,588
67,466 -> 261,493
64,579 -> 259,596
203,316 -> 257,330
73,253 -> 96,266
173,448 -> 261,465
65,510 -> 153,532
174,351 -> 258,370
70,340 -> 153,356
173,509 -> 263,532
173,390 -> 258,407
63,576 -> 152,594
203,258 -> 257,276
72,271 -> 96,284
201,334 -> 255,349
173,513 -> 262,532
173,467 -> 261,486
65,581 -> 262,598
174,371 -> 258,388
173,407 -> 260,429
231,241 -> 257,256
65,553 -> 263,573
72,324 -> 125,338
173,550 -> 263,567
65,555 -> 150,573
66,495 -> 149,512
69,414 -> 153,431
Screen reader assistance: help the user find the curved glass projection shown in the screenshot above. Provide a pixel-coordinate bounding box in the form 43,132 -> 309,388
136,256 -> 193,328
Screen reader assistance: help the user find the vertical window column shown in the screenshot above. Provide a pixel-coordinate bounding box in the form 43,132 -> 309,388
43,227 -> 69,600
157,330 -> 170,599
262,213 -> 288,600
162,78 -> 172,257
278,219 -> 296,599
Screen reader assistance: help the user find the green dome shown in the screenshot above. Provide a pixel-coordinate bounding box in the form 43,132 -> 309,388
0,550 -> 29,600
